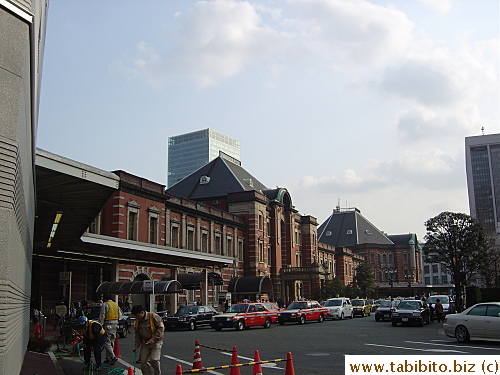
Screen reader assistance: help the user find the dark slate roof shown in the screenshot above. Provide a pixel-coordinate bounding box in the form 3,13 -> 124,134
166,157 -> 268,200
387,233 -> 418,245
317,209 -> 393,247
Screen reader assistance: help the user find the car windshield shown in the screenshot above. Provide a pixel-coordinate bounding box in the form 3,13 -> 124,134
427,296 -> 449,304
323,300 -> 342,307
227,304 -> 248,313
175,306 -> 198,315
287,302 -> 307,309
379,300 -> 392,307
398,301 -> 421,310
352,300 -> 365,306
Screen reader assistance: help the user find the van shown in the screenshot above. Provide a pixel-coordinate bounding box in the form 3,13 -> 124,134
322,297 -> 353,320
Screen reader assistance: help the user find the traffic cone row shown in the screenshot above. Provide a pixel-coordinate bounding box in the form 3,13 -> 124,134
185,341 -> 295,375
192,339 -> 204,372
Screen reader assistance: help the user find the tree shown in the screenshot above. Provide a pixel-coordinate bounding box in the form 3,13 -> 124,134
354,262 -> 375,298
313,277 -> 345,301
423,211 -> 488,312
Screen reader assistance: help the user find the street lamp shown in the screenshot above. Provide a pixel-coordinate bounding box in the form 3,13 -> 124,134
389,270 -> 394,316
405,273 -> 414,297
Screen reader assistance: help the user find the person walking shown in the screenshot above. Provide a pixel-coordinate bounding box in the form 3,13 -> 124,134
434,298 -> 444,323
53,297 -> 67,331
78,316 -> 106,371
99,294 -> 119,365
131,304 -> 164,375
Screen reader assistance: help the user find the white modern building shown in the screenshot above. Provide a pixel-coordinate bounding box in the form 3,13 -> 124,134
0,0 -> 48,373
167,129 -> 240,188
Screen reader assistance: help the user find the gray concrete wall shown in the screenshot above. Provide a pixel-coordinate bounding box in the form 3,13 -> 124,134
0,1 -> 46,373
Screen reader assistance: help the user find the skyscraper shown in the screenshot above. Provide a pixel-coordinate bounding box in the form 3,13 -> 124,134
465,133 -> 500,237
167,129 -> 240,188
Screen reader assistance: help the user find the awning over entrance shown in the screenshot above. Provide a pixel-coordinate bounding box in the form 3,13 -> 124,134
228,276 -> 273,295
175,272 -> 224,290
96,280 -> 183,294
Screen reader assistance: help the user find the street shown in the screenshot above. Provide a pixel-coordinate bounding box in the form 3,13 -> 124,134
58,315 -> 500,374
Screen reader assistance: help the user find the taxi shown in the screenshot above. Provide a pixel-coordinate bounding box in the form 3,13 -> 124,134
351,299 -> 372,317
277,300 -> 328,325
210,303 -> 277,331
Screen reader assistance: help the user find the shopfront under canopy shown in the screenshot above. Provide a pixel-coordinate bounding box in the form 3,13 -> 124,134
96,280 -> 183,294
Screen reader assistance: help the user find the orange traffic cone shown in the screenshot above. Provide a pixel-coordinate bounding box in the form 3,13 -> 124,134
127,367 -> 134,375
114,336 -> 122,358
34,322 -> 41,339
285,352 -> 295,375
252,350 -> 263,375
175,364 -> 183,375
230,346 -> 241,375
192,339 -> 204,371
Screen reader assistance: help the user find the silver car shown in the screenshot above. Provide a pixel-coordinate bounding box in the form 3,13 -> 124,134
443,302 -> 500,343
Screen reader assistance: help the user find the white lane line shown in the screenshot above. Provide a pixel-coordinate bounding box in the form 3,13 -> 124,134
365,343 -> 469,353
426,340 -> 500,351
220,351 -> 284,370
163,354 -> 225,375
116,358 -> 143,374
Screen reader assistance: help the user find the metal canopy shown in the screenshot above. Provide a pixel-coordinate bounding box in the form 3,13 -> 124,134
175,272 -> 224,290
228,276 -> 273,294
34,148 -> 119,247
96,280 -> 183,294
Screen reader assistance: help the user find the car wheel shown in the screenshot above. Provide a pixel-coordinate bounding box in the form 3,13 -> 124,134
236,320 -> 245,331
298,315 -> 305,325
278,320 -> 285,325
392,321 -> 397,326
214,326 -> 222,331
339,313 -> 344,320
375,316 -> 380,322
455,325 -> 470,343
367,311 -> 371,316
426,315 -> 431,324
350,312 -> 354,319
419,318 -> 424,327
318,314 -> 324,323
263,318 -> 271,328
188,320 -> 196,331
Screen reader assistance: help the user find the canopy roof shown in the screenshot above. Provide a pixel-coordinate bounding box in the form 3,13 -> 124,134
96,280 -> 183,294
228,276 -> 273,295
176,272 -> 224,290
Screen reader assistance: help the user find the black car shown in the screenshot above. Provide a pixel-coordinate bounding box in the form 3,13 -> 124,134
82,303 -> 131,338
164,305 -> 218,331
374,300 -> 396,321
391,300 -> 430,327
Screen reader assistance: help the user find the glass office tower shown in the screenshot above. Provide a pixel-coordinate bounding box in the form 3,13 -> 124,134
465,133 -> 500,236
168,129 -> 240,188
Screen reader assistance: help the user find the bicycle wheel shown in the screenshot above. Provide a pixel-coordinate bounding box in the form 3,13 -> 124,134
57,334 -> 71,352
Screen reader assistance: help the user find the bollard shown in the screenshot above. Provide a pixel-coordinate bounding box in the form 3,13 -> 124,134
285,352 -> 295,375
229,346 -> 241,375
114,335 -> 122,358
127,367 -> 134,375
192,339 -> 204,372
176,364 -> 183,375
252,350 -> 263,375
34,322 -> 41,339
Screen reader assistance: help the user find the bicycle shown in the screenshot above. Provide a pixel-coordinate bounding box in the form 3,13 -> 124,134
57,327 -> 84,355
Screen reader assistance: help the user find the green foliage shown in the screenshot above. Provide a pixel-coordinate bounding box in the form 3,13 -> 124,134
354,262 -> 375,297
313,277 -> 346,301
423,211 -> 488,311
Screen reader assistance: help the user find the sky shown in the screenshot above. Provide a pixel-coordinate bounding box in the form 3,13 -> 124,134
37,0 -> 499,241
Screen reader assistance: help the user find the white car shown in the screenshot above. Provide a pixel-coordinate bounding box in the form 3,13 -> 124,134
443,302 -> 500,343
426,295 -> 453,318
322,298 -> 353,320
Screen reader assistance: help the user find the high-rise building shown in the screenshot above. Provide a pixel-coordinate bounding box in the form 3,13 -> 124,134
167,128 -> 240,188
465,133 -> 500,237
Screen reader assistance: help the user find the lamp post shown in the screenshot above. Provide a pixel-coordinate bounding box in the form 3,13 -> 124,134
389,270 -> 394,316
405,273 -> 414,298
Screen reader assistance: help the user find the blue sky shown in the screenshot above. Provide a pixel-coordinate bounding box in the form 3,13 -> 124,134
38,0 -> 499,240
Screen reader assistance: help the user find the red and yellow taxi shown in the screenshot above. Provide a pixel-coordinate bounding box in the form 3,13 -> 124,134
210,303 -> 278,331
277,300 -> 328,325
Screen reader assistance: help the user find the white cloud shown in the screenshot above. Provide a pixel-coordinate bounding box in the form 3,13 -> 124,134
416,0 -> 453,13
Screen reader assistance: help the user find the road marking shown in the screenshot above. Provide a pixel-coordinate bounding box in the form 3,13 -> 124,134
116,358 -> 143,374
427,340 -> 500,351
220,351 -> 284,369
163,354 -> 225,375
365,343 -> 469,353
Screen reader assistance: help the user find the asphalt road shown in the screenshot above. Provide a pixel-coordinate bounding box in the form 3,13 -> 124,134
114,315 -> 499,374
57,315 -> 500,374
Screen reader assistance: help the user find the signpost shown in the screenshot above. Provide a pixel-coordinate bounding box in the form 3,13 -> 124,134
143,280 -> 155,312
59,272 -> 72,310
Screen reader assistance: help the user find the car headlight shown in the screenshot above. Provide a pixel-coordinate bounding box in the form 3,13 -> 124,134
291,313 -> 296,317
392,312 -> 399,317
178,317 -> 186,321
412,312 -> 421,317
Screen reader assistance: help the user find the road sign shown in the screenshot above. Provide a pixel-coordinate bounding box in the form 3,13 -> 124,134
59,271 -> 72,285
143,280 -> 154,292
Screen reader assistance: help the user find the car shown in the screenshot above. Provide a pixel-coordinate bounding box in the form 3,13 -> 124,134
277,300 -> 327,325
391,300 -> 431,327
351,299 -> 371,317
164,305 -> 218,331
322,297 -> 353,320
82,303 -> 131,338
426,295 -> 454,319
366,299 -> 376,312
210,303 -> 277,331
374,300 -> 397,322
372,299 -> 384,311
443,302 -> 500,343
